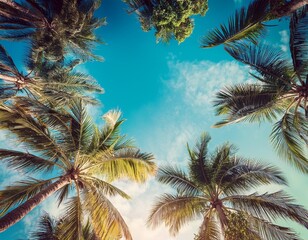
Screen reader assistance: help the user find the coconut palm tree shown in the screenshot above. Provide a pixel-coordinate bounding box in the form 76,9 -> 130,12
0,0 -> 104,61
0,44 -> 103,105
148,133 -> 308,239
124,0 -> 208,43
29,212 -> 99,240
213,6 -> 308,172
201,0 -> 308,48
0,97 -> 156,239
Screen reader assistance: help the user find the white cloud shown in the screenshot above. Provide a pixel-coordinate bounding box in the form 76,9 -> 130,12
166,60 -> 252,109
111,180 -> 200,240
279,30 -> 289,52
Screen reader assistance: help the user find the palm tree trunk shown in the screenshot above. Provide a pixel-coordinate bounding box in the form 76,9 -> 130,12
216,204 -> 227,231
0,175 -> 71,232
273,0 -> 308,17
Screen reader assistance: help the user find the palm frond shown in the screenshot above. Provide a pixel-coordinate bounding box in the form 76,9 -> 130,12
289,5 -> 308,80
30,212 -> 58,240
80,175 -> 130,199
69,99 -> 94,152
86,109 -> 133,153
188,132 -> 212,185
54,184 -> 70,207
270,113 -> 308,173
0,178 -> 52,216
226,191 -> 308,226
220,158 -> 287,195
147,193 -> 207,236
157,166 -> 203,196
0,44 -> 19,75
213,84 -> 283,127
201,0 -> 271,48
225,43 -> 293,87
211,143 -> 237,183
58,197 -> 83,240
84,188 -> 132,240
246,214 -> 300,240
88,148 -> 156,182
0,149 -> 59,173
0,102 -> 70,164
103,110 -> 122,127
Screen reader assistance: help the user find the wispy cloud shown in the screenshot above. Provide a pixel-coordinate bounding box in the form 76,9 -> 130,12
279,30 -> 289,52
166,60 -> 252,109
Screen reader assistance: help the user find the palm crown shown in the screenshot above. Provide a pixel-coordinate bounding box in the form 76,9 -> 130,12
0,97 -> 156,238
213,6 -> 308,172
148,133 -> 308,239
0,0 -> 104,62
0,44 -> 103,105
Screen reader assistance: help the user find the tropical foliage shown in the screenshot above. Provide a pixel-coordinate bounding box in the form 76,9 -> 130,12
213,6 -> 308,172
0,0 -> 104,62
124,0 -> 208,43
0,45 -> 103,104
148,133 -> 308,239
30,212 -> 99,240
0,97 -> 156,238
201,0 -> 308,48
0,0 -> 307,239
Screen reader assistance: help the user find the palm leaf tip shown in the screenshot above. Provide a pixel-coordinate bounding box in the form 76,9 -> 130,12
201,0 -> 270,48
103,109 -> 122,127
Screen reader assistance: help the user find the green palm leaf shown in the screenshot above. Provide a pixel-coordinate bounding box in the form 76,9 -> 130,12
70,99 -> 94,152
0,102 -> 70,165
84,188 -> 132,240
220,158 -> 286,195
270,113 -> 308,172
289,5 -> 308,80
30,213 -> 58,240
187,132 -> 211,185
225,191 -> 308,225
157,166 -> 202,196
0,149 -> 59,173
246,214 -> 299,240
225,43 -> 293,87
0,178 -> 52,216
88,148 -> 156,182
201,0 -> 271,48
81,175 -> 130,199
59,196 -> 83,240
0,44 -> 19,75
214,84 -> 283,127
148,193 -> 207,236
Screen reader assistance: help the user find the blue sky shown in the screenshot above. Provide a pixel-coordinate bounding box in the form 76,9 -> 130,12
0,0 -> 308,239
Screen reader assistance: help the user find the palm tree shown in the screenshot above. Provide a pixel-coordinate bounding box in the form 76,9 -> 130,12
213,6 -> 308,172
0,0 -> 104,61
124,0 -> 208,43
0,97 -> 156,239
29,212 -> 99,240
0,44 -> 103,105
201,0 -> 308,48
148,133 -> 308,239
